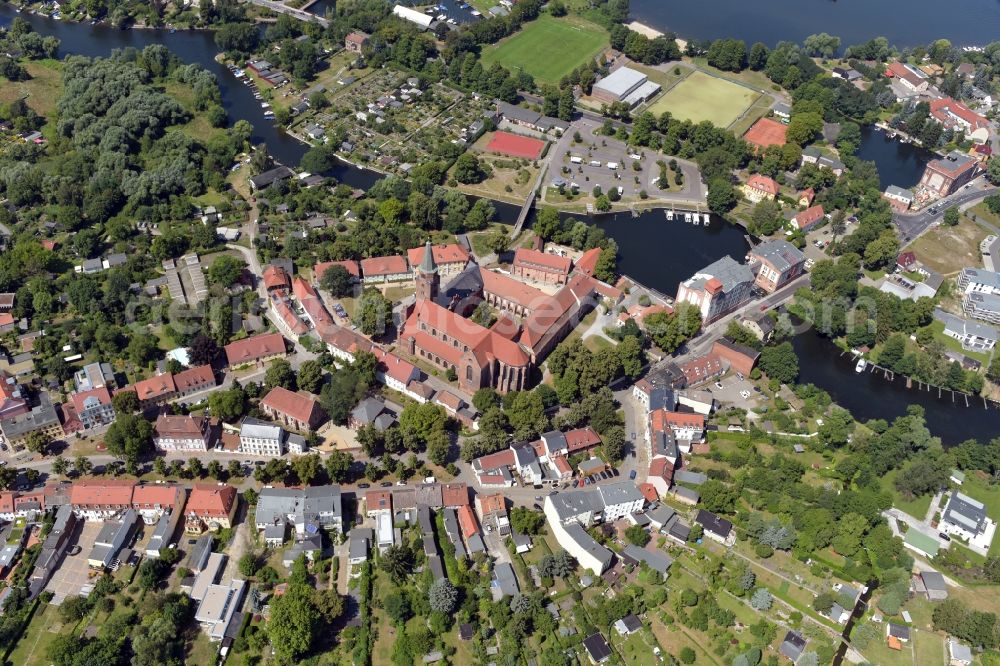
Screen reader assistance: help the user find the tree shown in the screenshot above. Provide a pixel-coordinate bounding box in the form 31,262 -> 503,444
645,303 -> 702,352
707,178 -> 738,213
319,264 -> 353,297
357,288 -> 392,337
758,342 -> 799,383
384,591 -> 411,624
293,453 -> 322,485
539,551 -> 576,578
208,385 -> 247,422
127,335 -> 159,367
399,402 -> 447,451
454,153 -> 486,184
75,455 -> 93,476
264,358 -> 296,390
268,582 -> 320,661
943,206 -> 960,227
786,112 -> 824,146
428,578 -> 458,614
52,455 -> 70,477
750,588 -> 773,611
625,524 -> 650,546
485,226 -> 510,255
111,390 -> 140,415
680,647 -> 697,664
297,359 -> 324,394
380,544 -> 413,584
472,387 -> 501,413
533,207 -> 562,242
987,157 -> 1000,186
188,333 -> 219,367
602,426 -> 627,463
104,413 -> 153,462
24,430 -> 52,455
325,450 -> 352,483
207,254 -> 245,287
239,553 -> 260,577
510,507 -> 545,535
803,33 -> 841,57
617,335 -> 645,379
812,592 -> 835,614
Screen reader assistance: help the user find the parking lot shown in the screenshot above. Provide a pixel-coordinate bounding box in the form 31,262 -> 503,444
45,521 -> 102,605
548,118 -> 704,204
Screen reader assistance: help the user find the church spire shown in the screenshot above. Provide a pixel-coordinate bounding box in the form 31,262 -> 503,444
418,240 -> 437,275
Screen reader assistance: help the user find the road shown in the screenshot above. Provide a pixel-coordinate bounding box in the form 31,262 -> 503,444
243,0 -> 329,27
894,180 -> 997,241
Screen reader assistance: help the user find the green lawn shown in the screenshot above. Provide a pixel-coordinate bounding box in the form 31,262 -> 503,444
480,14 -> 608,84
646,70 -> 760,128
924,319 -> 993,365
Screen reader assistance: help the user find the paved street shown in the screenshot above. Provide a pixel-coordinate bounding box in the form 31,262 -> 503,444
894,180 -> 996,241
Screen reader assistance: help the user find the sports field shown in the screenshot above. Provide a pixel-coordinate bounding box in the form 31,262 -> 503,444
480,14 -> 609,84
647,70 -> 761,128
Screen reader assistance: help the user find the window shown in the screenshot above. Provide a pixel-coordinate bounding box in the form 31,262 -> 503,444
466,365 -> 473,381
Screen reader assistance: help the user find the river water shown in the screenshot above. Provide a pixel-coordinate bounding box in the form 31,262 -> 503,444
856,127 -> 934,190
3,3 -> 998,444
629,0 -> 1000,48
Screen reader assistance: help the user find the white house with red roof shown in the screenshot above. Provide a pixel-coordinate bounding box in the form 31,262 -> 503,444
374,349 -> 420,392
154,414 -> 213,451
930,97 -> 989,134
224,333 -> 287,367
406,243 -> 470,278
791,204 -> 826,232
512,248 -> 572,285
71,387 -> 115,430
361,255 -> 411,284
741,174 -> 780,203
173,365 -> 216,397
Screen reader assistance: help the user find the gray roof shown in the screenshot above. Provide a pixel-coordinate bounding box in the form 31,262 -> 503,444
594,67 -> 647,98
646,505 -> 676,528
695,509 -> 732,538
598,482 -> 644,507
772,102 -> 791,115
548,490 -> 603,520
885,184 -> 914,199
0,393 -> 58,439
563,523 -> 613,569
944,492 -> 987,534
950,641 -> 973,663
492,562 -> 519,597
888,623 -> 910,640
668,520 -> 691,541
621,544 -> 672,574
240,417 -> 282,441
961,267 -> 1000,290
673,470 -> 708,486
935,308 -> 999,342
966,290 -> 1000,315
780,630 -> 806,661
674,487 -> 700,503
751,239 -> 805,273
686,256 -> 755,293
418,240 -> 437,274
920,570 -> 947,591
351,397 -> 386,425
541,430 -> 566,452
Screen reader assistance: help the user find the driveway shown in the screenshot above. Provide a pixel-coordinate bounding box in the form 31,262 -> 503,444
45,521 -> 102,605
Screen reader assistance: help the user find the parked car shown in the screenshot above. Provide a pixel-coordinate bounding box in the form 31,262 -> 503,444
939,533 -> 951,541
358,483 -> 370,489
629,470 -> 637,480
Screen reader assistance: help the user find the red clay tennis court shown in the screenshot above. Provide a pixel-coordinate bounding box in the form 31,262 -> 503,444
485,131 -> 547,160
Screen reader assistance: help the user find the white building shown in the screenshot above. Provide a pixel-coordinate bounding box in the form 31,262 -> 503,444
676,256 -> 755,325
934,309 -> 998,352
940,492 -> 994,551
239,418 -> 285,457
597,482 -> 645,521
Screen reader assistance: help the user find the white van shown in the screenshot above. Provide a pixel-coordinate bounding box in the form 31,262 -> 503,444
570,156 -> 583,164
606,162 -> 619,170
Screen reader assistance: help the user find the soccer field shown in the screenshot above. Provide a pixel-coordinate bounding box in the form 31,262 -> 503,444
647,71 -> 761,128
480,14 -> 609,84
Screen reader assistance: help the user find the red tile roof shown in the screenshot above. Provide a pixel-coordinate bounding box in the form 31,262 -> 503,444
798,187 -> 815,204
132,373 -> 176,401
552,454 -> 572,475
679,353 -> 725,383
434,390 -> 464,411
132,484 -> 183,509
71,386 -> 112,413
652,409 -> 705,429
441,482 -> 469,507
374,349 -> 418,385
886,61 -> 926,87
155,414 -> 209,438
480,269 -> 548,311
321,326 -> 373,355
743,117 -> 788,149
513,248 -> 572,275
71,479 -> 137,507
225,333 -> 287,366
746,174 -> 779,197
173,365 -> 215,393
478,493 -> 506,515
457,505 -> 479,538
0,313 -> 14,327
792,204 -> 826,230
649,457 -> 675,484
187,484 -> 236,518
638,483 -> 659,503
930,97 -> 989,131
520,273 -> 598,351
475,449 -> 515,471
574,247 -> 601,277
366,490 -> 392,511
407,243 -> 470,269
261,386 -> 325,425
273,294 -> 309,336
314,259 -> 360,279
565,426 -> 601,453
402,299 -> 530,369
360,255 -> 409,277
263,265 -> 290,290
345,31 -> 369,45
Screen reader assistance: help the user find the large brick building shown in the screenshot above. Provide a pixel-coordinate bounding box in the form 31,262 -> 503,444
260,386 -> 327,432
747,239 -> 806,293
511,248 -> 572,285
919,151 -> 981,198
676,256 -> 755,324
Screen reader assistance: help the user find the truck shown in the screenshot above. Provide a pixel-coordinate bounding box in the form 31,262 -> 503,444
606,162 -> 619,170
570,156 -> 582,164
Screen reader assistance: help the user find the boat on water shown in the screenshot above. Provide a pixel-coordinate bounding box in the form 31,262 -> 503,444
855,359 -> 867,373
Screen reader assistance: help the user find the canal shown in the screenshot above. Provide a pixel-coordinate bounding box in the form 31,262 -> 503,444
3,4 -> 999,444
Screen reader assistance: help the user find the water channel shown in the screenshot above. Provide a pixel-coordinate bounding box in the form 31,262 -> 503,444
2,4 -> 998,444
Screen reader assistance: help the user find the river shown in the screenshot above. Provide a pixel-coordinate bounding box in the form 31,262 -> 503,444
629,0 -> 1000,48
4,3 -> 998,444
856,127 -> 934,190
